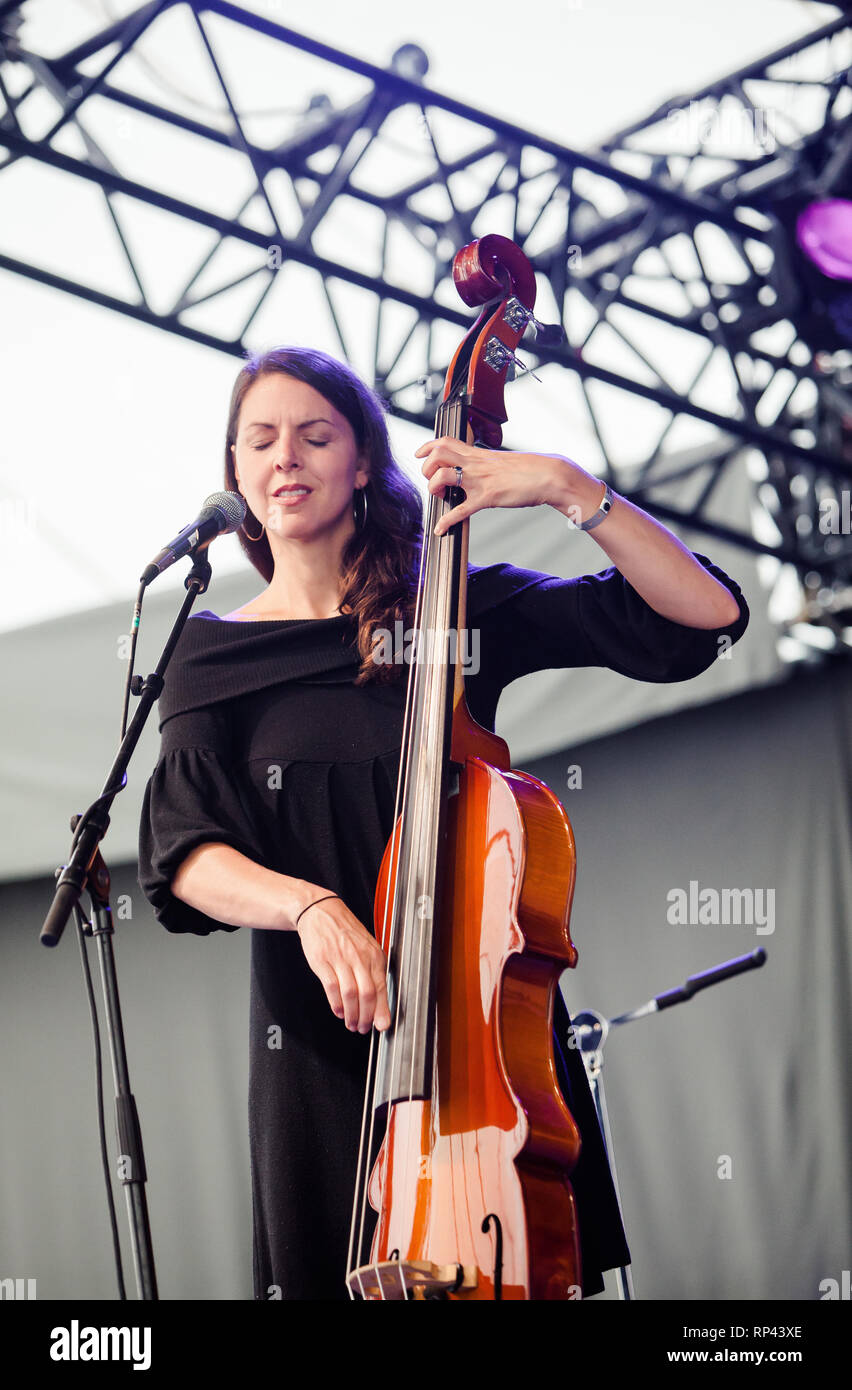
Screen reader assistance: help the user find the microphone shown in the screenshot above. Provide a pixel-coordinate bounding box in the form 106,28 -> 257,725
140,491 -> 246,585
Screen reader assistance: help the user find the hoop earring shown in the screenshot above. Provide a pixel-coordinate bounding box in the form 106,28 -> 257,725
242,512 -> 265,542
353,486 -> 368,529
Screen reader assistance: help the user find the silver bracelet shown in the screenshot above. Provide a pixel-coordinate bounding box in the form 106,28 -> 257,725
295,893 -> 340,927
578,482 -> 614,531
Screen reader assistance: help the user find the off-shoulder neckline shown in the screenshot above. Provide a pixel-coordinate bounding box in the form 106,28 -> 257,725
194,563 -> 501,626
196,612 -> 351,626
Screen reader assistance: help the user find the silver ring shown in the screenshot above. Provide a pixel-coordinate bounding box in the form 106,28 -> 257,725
455,466 -> 463,487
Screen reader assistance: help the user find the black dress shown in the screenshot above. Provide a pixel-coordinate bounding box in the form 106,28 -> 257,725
137,554 -> 749,1300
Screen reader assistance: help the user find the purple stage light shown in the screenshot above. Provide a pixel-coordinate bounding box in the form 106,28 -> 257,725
795,199 -> 852,281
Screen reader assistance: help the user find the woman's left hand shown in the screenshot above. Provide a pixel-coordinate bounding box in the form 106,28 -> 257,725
415,438 -> 598,536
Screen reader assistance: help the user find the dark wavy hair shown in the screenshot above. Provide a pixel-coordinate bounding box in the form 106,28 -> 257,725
224,346 -> 424,684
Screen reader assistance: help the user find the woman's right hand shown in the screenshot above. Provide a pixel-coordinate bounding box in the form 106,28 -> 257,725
296,896 -> 392,1034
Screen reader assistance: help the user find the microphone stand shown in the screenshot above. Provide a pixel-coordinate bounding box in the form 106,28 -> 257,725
39,551 -> 214,1300
569,948 -> 767,1302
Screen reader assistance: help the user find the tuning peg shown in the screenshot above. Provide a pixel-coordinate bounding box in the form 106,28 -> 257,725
530,318 -> 566,346
484,337 -> 542,383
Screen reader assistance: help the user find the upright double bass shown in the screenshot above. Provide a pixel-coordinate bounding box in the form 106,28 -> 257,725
346,235 -> 583,1301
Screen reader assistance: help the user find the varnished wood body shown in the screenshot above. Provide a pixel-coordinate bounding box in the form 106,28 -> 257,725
357,232 -> 582,1301
369,699 -> 582,1300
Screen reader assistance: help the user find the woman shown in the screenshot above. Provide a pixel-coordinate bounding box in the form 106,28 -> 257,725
138,345 -> 749,1301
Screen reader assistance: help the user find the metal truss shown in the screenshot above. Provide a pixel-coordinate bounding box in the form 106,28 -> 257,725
2,0 -> 852,604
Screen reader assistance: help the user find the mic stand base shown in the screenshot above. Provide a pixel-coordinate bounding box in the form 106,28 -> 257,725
571,1008 -> 635,1301
84,855 -> 158,1300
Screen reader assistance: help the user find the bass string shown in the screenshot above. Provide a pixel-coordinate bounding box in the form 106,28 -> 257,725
395,395 -> 467,1286
346,514 -> 426,1294
346,389 -> 464,1289
399,393 -> 467,1283
345,393 -> 460,1293
390,491 -> 451,1264
402,392 -> 463,1119
397,393 -> 465,1243
391,391 -> 464,1278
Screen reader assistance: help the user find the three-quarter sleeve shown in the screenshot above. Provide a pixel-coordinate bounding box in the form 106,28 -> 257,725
469,550 -> 749,687
138,702 -> 261,935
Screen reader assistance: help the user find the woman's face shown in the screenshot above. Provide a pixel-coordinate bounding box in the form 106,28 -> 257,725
231,372 -> 369,542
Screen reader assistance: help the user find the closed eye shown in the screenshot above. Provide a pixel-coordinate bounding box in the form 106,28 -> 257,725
250,439 -> 329,449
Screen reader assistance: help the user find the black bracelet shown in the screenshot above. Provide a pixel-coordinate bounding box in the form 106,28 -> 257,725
295,893 -> 340,927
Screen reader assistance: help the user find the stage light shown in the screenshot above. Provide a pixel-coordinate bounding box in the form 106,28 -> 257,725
796,199 -> 852,281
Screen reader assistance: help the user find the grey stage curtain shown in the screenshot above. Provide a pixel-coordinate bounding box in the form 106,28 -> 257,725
0,660 -> 848,1299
